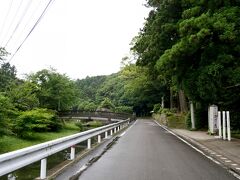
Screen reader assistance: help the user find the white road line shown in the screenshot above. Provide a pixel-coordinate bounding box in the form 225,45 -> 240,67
216,154 -> 222,157
154,120 -> 240,180
154,121 -> 220,165
225,160 -> 232,163
236,168 -> 240,170
220,157 -> 227,160
120,120 -> 138,137
79,164 -> 88,172
120,132 -> 126,137
232,164 -> 238,166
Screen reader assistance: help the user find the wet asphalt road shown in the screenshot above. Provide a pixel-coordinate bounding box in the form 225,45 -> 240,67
76,119 -> 237,180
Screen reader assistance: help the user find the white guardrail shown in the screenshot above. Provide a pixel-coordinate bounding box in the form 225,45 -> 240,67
0,119 -> 130,179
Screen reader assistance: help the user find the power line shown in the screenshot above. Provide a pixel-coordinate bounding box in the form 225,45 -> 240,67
9,0 -> 56,62
0,0 -> 24,46
0,0 -> 14,45
12,0 -> 44,50
4,0 -> 34,47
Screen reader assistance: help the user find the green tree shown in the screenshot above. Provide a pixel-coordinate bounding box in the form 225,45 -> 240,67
13,108 -> 62,138
98,98 -> 115,111
0,62 -> 17,92
0,93 -> 17,136
7,81 -> 39,111
29,69 -> 77,111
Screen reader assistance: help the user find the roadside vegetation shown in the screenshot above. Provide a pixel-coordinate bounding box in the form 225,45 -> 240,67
0,1 -> 240,151
130,0 -> 240,133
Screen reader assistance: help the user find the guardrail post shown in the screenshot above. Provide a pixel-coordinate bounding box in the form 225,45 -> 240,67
105,131 -> 108,138
222,111 -> 226,140
70,146 -> 75,160
40,158 -> 47,179
226,111 -> 231,141
7,174 -> 16,180
87,138 -> 91,149
98,135 -> 101,143
114,127 -> 117,134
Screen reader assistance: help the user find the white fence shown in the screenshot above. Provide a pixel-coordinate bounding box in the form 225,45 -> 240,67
218,111 -> 231,141
0,119 -> 130,179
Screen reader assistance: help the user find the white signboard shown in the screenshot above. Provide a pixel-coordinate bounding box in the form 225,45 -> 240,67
208,105 -> 218,134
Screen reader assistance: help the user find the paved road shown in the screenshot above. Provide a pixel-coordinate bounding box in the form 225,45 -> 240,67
76,119 -> 237,180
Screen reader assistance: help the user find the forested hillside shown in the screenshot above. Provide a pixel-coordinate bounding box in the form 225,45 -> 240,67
131,0 -> 240,129
0,48 -> 158,138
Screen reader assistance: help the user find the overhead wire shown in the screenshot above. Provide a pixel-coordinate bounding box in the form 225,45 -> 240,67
4,0 -> 34,47
8,0 -> 56,62
1,0 -> 24,47
12,0 -> 44,51
0,0 -> 14,46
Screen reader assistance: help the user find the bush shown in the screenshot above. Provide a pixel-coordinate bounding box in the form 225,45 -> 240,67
0,93 -> 18,136
88,121 -> 103,128
185,112 -> 192,129
158,108 -> 173,117
13,108 -> 62,138
115,106 -> 133,113
98,98 -> 115,111
75,121 -> 84,131
153,104 -> 161,113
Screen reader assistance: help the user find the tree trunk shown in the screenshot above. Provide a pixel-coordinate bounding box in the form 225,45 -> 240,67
179,89 -> 187,113
161,96 -> 164,109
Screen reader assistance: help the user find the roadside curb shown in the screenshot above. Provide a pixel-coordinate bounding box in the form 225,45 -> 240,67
154,120 -> 240,179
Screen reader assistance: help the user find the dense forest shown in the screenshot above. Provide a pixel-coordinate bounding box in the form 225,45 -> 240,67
130,0 -> 240,130
0,0 -> 240,138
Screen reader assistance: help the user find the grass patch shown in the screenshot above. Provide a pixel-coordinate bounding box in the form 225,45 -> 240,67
0,122 -> 80,154
232,130 -> 240,139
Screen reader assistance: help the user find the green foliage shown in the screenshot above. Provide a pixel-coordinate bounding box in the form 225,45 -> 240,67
75,121 -> 84,131
87,121 -> 103,128
153,103 -> 161,112
7,81 -> 39,111
158,108 -> 173,117
75,75 -> 107,103
28,69 -> 77,111
0,62 -> 17,92
13,108 -> 62,138
185,112 -> 192,129
115,106 -> 133,113
0,93 -> 17,136
131,0 -> 240,128
98,98 -> 115,111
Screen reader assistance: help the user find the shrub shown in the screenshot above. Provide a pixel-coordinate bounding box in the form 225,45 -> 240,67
75,121 -> 84,131
98,98 -> 115,111
158,108 -> 173,117
13,108 -> 62,138
115,106 -> 133,113
185,112 -> 192,129
88,121 -> 103,128
0,93 -> 18,136
153,104 -> 161,113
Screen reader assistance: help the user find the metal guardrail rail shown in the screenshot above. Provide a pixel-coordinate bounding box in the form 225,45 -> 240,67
0,119 -> 130,179
58,111 -> 135,121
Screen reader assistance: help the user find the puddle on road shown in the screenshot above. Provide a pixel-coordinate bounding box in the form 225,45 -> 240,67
69,136 -> 120,180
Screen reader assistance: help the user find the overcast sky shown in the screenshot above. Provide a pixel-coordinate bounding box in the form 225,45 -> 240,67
0,0 -> 150,79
